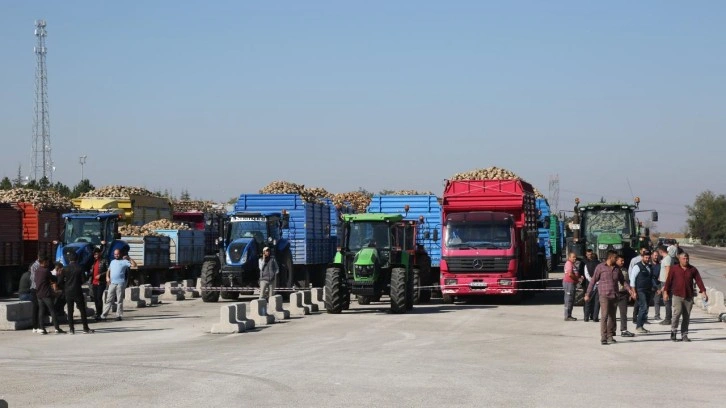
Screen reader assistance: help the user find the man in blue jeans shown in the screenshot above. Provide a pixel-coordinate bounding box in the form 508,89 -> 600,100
100,249 -> 136,321
630,249 -> 654,334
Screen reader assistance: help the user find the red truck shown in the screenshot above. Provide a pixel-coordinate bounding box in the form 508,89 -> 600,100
439,179 -> 546,302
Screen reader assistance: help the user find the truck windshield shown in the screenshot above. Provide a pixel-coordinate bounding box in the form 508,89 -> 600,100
228,220 -> 267,244
445,222 -> 512,249
582,209 -> 634,243
348,222 -> 391,251
64,219 -> 103,245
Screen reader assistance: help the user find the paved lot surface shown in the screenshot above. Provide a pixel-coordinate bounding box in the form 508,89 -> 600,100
1,259 -> 724,407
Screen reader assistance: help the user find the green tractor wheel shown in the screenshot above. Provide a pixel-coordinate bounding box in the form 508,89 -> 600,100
390,267 -> 407,314
324,267 -> 346,314
200,259 -> 220,303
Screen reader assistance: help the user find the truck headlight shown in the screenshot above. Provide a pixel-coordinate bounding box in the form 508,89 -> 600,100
444,278 -> 457,286
499,279 -> 513,286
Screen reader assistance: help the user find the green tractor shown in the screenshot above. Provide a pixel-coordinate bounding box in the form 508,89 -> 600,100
324,213 -> 415,314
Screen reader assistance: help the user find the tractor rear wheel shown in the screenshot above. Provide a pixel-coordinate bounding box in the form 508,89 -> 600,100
324,267 -> 345,314
390,267 -> 407,314
200,260 -> 220,303
357,295 -> 371,305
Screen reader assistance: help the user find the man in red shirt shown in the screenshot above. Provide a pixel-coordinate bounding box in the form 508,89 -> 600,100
90,248 -> 109,321
562,252 -> 581,321
664,252 -> 708,342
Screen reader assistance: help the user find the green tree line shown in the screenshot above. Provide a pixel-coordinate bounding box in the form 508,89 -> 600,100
0,175 -> 95,198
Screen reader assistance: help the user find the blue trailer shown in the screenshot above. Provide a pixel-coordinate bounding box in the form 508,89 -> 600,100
199,193 -> 339,302
367,195 -> 442,303
536,198 -> 553,271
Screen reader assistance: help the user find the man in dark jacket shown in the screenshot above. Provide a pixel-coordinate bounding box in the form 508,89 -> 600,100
258,247 -> 279,300
581,249 -> 600,322
89,247 -> 109,321
60,252 -> 94,334
34,255 -> 64,335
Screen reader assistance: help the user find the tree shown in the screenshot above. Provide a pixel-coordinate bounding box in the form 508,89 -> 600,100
686,190 -> 726,246
12,165 -> 23,187
52,181 -> 72,197
0,177 -> 11,190
180,189 -> 191,200
71,179 -> 95,198
38,176 -> 51,190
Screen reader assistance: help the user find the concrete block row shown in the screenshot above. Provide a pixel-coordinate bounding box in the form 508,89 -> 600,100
0,301 -> 33,330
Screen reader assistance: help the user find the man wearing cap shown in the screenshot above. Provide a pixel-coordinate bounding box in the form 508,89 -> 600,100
258,247 -> 279,300
629,249 -> 655,334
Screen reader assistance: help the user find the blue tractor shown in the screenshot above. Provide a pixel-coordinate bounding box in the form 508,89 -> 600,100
200,211 -> 293,302
55,211 -> 128,271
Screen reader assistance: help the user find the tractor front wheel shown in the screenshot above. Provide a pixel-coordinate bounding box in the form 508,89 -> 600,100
324,267 -> 345,314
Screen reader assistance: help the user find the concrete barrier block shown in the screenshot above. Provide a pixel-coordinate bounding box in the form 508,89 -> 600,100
707,291 -> 726,314
310,288 -> 325,309
247,299 -> 275,326
161,282 -> 185,301
181,280 -> 200,298
126,287 -> 141,302
288,292 -> 310,316
195,278 -> 202,291
233,303 -> 255,330
0,301 -> 33,321
181,279 -> 195,288
268,295 -> 290,320
211,304 -> 246,334
301,290 -> 319,312
0,319 -> 32,330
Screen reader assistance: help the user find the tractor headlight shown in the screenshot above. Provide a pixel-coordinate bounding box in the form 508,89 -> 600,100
598,244 -> 608,250
612,244 -> 623,250
355,265 -> 374,277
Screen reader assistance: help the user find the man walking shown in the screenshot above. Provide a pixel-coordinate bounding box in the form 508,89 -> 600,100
657,245 -> 676,325
628,247 -> 648,324
651,249 -> 663,320
60,252 -> 94,334
582,249 -> 600,322
100,249 -> 136,321
615,255 -> 636,337
28,256 -> 41,333
630,249 -> 655,334
585,250 -> 627,345
89,247 -> 109,321
664,252 -> 708,342
258,247 -> 279,300
562,252 -> 580,321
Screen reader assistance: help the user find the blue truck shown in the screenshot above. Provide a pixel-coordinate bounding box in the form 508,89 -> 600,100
367,195 -> 442,303
535,198 -> 554,272
200,194 -> 340,302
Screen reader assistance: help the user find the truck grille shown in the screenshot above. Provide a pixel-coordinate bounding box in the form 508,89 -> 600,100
443,256 -> 512,273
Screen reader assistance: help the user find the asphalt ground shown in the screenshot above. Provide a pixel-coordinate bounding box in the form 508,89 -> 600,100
0,256 -> 724,407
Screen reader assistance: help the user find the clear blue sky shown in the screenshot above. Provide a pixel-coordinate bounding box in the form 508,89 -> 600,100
2,1 -> 725,232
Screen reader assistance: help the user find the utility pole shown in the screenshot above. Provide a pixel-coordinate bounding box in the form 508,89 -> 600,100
32,20 -> 53,182
79,155 -> 87,181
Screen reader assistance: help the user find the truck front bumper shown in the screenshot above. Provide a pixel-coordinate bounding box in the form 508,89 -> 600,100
440,274 -> 519,296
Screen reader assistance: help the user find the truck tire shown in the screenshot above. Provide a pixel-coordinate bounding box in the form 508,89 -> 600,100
324,267 -> 345,314
200,260 -> 220,303
357,295 -> 371,305
546,257 -> 553,273
279,249 -> 294,290
442,294 -> 454,304
390,267 -> 407,314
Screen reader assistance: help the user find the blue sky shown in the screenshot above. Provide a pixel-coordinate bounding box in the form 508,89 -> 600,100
1,1 -> 725,232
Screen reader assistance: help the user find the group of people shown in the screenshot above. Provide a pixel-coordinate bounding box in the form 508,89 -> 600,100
563,245 -> 708,345
17,248 -> 136,335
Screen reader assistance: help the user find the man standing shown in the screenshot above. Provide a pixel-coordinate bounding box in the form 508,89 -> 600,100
60,252 -> 94,334
630,249 -> 654,334
100,249 -> 136,321
582,249 -> 600,322
651,249 -> 663,320
28,256 -> 40,333
258,247 -> 279,300
562,252 -> 580,321
628,247 -> 648,324
657,245 -> 677,325
585,250 -> 627,345
34,255 -> 64,335
89,247 -> 109,321
615,255 -> 636,338
664,252 -> 708,342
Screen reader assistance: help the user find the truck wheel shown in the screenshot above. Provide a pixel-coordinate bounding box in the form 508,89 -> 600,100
200,260 -> 220,303
442,294 -> 454,304
390,267 -> 407,314
546,257 -> 553,273
357,295 -> 371,305
324,267 -> 345,314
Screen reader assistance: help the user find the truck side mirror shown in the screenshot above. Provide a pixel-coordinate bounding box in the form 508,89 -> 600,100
651,211 -> 658,222
644,227 -> 650,236
432,229 -> 439,242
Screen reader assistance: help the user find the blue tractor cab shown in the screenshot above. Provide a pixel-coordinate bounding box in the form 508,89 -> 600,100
200,211 -> 292,302
55,211 -> 128,271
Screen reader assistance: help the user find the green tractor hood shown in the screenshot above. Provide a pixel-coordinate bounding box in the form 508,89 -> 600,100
354,247 -> 378,266
598,233 -> 622,245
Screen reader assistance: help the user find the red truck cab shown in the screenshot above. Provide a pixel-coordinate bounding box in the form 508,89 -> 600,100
439,179 -> 544,301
